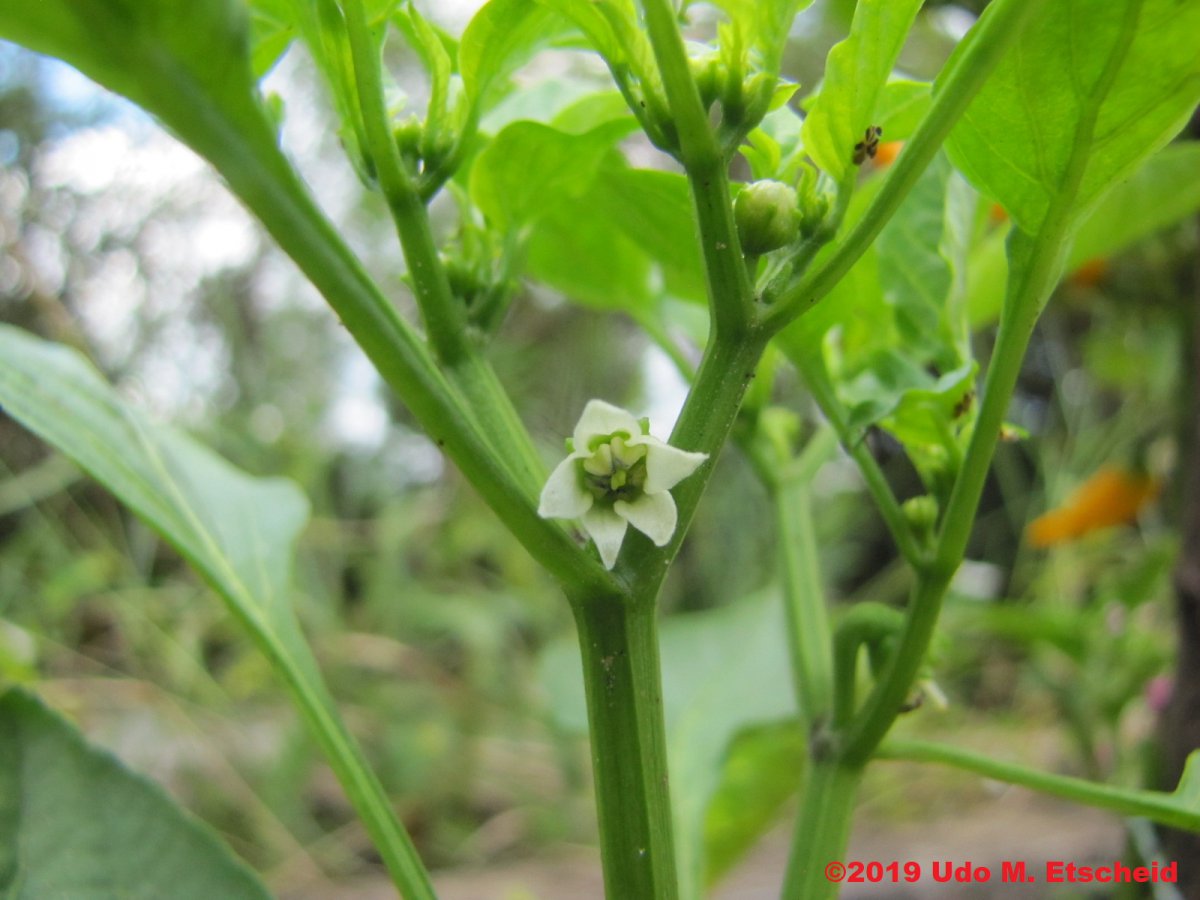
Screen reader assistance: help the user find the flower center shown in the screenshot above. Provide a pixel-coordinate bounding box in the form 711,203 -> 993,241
581,434 -> 648,501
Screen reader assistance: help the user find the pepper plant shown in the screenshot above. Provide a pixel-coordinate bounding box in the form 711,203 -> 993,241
2,0 -> 1200,898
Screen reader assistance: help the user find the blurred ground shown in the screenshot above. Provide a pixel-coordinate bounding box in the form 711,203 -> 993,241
282,788 -> 1123,900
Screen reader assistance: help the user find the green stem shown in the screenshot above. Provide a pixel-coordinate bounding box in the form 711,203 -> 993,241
342,0 -> 545,497
570,594 -> 678,899
640,0 -> 755,337
788,348 -> 924,568
839,0 -> 1135,759
620,330 -> 769,594
201,109 -> 616,600
763,0 -> 1037,332
774,469 -> 834,726
832,603 -> 906,729
342,0 -> 464,363
782,760 -> 864,900
880,739 -> 1200,831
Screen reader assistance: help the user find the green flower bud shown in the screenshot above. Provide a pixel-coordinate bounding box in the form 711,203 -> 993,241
734,180 -> 800,254
902,495 -> 939,539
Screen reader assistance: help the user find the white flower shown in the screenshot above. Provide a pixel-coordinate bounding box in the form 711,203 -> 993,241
538,399 -> 708,569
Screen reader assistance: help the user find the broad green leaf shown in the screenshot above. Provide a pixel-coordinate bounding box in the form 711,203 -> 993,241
526,200 -> 654,310
946,0 -> 1200,234
590,165 -> 706,302
0,688 -> 271,899
0,326 -> 433,899
519,158 -> 705,310
800,0 -> 924,182
469,120 -> 629,229
0,328 -> 309,644
460,0 -> 567,109
778,242 -> 887,367
540,592 -> 797,899
537,0 -> 626,62
967,143 -> 1200,326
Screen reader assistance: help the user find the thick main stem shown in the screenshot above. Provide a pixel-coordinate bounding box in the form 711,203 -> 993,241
571,594 -> 678,900
782,759 -> 864,900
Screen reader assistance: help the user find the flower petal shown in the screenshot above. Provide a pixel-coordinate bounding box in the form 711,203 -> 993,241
573,399 -> 641,450
615,491 -> 677,547
538,456 -> 592,519
639,438 -> 708,493
582,506 -> 628,569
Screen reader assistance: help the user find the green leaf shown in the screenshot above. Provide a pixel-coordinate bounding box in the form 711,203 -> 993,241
0,328 -> 309,640
517,157 -> 705,311
875,153 -> 956,366
540,592 -> 797,899
946,0 -> 1200,235
537,0 -> 657,88
590,165 -> 707,302
707,0 -> 815,75
0,688 -> 271,899
246,0 -> 298,77
0,326 -> 434,900
800,0 -> 924,182
393,2 -> 455,146
874,79 -> 932,142
526,200 -> 654,310
469,120 -> 628,229
460,0 -> 567,110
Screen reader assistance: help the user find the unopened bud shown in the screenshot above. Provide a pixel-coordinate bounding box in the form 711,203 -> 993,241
735,180 -> 799,254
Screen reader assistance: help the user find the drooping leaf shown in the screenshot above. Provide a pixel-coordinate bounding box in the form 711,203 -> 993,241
883,361 -> 978,450
0,328 -> 309,646
0,689 -> 272,899
540,592 -> 797,899
0,326 -> 433,898
946,0 -> 1200,234
516,154 -> 706,311
801,0 -> 924,182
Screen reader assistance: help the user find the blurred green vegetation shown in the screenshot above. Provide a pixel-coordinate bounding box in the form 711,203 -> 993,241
1,2 -> 1196,892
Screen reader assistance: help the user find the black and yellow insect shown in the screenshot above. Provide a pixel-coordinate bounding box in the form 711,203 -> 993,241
852,125 -> 883,165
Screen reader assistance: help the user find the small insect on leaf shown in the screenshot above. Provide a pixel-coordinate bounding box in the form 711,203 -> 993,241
852,125 -> 883,166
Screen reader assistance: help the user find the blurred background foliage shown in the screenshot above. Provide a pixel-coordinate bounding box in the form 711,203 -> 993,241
1,0 -> 1195,895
